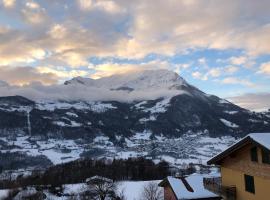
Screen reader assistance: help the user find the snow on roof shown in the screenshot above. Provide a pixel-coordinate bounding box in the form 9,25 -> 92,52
86,175 -> 113,183
208,132 -> 270,165
167,174 -> 218,199
249,133 -> 270,150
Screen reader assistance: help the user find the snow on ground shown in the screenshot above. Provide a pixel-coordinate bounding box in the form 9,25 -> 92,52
0,131 -> 236,167
132,131 -> 152,140
224,110 -> 238,114
134,101 -> 147,109
116,151 -> 147,159
248,119 -> 261,123
93,136 -> 113,146
219,99 -> 230,104
36,101 -> 89,111
66,112 -> 78,117
0,189 -> 9,200
118,180 -> 162,200
0,103 -> 33,113
144,98 -> 171,114
0,180 -> 161,200
220,118 -> 239,128
36,101 -> 116,113
0,136 -> 83,165
64,183 -> 86,194
139,116 -> 156,122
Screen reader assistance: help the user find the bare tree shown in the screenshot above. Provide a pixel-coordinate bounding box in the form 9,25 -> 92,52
117,188 -> 127,200
86,176 -> 118,200
140,182 -> 163,200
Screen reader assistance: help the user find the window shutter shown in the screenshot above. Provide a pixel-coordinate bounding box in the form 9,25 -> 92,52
244,174 -> 255,194
262,149 -> 270,164
250,147 -> 258,162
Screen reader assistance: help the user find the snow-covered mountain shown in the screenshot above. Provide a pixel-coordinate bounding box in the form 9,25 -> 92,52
0,69 -> 270,170
0,69 -> 197,102
65,69 -> 188,91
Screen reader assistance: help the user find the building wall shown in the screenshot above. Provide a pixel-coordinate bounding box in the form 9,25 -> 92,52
221,167 -> 270,200
164,185 -> 177,200
220,143 -> 270,200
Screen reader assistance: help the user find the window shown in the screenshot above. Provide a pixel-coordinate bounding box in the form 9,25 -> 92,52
244,174 -> 255,194
250,147 -> 258,162
262,149 -> 270,164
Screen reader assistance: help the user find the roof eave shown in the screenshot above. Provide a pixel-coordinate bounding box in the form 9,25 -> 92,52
207,136 -> 251,165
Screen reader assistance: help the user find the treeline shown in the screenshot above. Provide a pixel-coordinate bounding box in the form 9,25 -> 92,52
0,157 -> 170,189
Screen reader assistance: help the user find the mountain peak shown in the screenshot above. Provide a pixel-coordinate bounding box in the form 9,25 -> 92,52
64,69 -> 187,91
64,76 -> 95,86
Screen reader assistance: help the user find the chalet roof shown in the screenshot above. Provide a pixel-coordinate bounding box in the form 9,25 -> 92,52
159,174 -> 219,200
208,133 -> 270,165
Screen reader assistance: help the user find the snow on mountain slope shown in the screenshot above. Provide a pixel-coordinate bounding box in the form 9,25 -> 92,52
65,69 -> 188,90
0,69 -> 193,102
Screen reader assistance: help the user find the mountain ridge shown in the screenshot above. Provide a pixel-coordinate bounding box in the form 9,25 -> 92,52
0,70 -> 270,169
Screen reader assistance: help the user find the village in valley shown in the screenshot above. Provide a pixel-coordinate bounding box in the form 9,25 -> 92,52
0,0 -> 270,199
0,132 -> 269,199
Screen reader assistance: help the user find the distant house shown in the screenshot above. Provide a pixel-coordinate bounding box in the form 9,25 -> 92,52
158,174 -> 221,200
207,133 -> 270,200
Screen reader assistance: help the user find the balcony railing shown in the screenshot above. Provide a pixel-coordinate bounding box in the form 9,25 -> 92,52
203,177 -> 236,200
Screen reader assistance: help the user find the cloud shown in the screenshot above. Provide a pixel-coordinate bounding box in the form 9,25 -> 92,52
0,83 -> 183,102
1,0 -> 270,65
21,2 -> 47,24
258,62 -> 270,75
48,24 -> 67,39
26,1 -> 40,10
198,58 -> 207,65
116,0 -> 270,58
0,66 -> 58,85
192,71 -> 207,80
2,0 -> 15,8
94,0 -> 122,13
208,68 -> 222,77
229,56 -> 247,65
0,69 -> 185,102
224,65 -> 239,74
221,77 -> 255,87
89,60 -> 171,79
192,71 -> 202,79
0,0 -> 269,89
228,93 -> 270,111
77,0 -> 122,13
37,66 -> 89,79
77,0 -> 93,10
192,65 -> 239,81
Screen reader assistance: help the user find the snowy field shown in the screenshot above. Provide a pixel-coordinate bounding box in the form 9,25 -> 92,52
118,180 -> 162,200
0,172 -> 221,200
0,180 -> 162,200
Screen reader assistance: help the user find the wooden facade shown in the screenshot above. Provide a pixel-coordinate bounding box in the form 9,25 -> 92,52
221,144 -> 270,179
208,134 -> 270,200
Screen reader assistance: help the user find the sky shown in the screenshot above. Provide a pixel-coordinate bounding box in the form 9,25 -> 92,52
0,0 -> 270,110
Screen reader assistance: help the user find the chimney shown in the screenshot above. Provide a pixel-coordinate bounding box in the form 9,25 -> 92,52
174,173 -> 194,193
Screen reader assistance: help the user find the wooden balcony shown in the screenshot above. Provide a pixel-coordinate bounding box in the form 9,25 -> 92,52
203,177 -> 236,200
